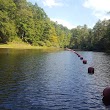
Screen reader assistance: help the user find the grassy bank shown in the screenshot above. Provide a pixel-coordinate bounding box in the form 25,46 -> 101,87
0,38 -> 62,50
0,43 -> 43,49
0,44 -> 54,49
0,42 -> 61,50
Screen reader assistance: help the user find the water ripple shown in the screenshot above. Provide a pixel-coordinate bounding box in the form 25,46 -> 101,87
0,49 -> 110,110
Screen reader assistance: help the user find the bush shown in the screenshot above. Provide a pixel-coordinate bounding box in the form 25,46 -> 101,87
44,40 -> 52,47
37,41 -> 45,46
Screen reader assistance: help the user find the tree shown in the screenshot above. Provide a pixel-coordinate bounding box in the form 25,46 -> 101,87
0,0 -> 17,43
70,25 -> 90,50
92,20 -> 109,51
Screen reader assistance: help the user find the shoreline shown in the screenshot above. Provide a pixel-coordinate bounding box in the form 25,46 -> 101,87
0,43 -> 61,50
0,43 -> 42,49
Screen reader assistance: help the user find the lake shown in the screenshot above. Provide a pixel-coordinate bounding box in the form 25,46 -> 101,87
0,48 -> 110,110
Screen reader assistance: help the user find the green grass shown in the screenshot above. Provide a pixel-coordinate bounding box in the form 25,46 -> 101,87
0,38 -> 61,50
0,43 -> 48,49
0,37 -> 46,49
0,42 -> 61,50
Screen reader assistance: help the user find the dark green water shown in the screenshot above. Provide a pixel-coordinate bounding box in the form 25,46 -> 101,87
0,48 -> 110,110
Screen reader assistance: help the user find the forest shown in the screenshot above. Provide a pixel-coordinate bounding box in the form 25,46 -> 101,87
0,0 -> 110,52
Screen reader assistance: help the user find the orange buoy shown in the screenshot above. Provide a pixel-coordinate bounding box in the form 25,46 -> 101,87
77,54 -> 80,57
74,52 -> 80,57
88,67 -> 94,74
103,87 -> 110,105
103,87 -> 110,97
80,57 -> 83,60
83,60 -> 87,64
102,96 -> 110,106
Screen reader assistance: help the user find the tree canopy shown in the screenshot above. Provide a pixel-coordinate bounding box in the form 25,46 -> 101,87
0,0 -> 71,48
0,0 -> 110,52
70,20 -> 110,52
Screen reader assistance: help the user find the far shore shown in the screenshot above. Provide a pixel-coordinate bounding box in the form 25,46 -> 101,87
0,43 -> 61,50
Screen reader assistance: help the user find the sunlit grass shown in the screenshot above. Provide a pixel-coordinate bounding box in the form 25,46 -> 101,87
0,37 -> 61,50
0,43 -> 46,49
0,42 -> 61,50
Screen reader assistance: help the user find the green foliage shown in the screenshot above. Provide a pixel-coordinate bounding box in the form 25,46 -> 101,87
44,40 -> 52,47
92,20 -> 110,51
0,0 -> 71,47
37,41 -> 45,46
1,0 -> 110,52
0,0 -> 17,43
70,25 -> 90,50
69,20 -> 110,52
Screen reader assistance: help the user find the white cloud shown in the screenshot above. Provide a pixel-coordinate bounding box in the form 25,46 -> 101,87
83,0 -> 110,20
42,0 -> 63,7
93,11 -> 110,20
51,18 -> 75,29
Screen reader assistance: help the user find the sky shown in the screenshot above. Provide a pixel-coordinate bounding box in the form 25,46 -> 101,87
27,0 -> 110,29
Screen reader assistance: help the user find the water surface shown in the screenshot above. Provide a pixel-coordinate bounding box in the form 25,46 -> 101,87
0,49 -> 110,110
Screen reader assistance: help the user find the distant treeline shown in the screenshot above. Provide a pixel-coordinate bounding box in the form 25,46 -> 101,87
70,20 -> 110,52
0,0 -> 110,52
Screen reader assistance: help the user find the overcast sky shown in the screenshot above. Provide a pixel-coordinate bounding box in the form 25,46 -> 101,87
27,0 -> 110,29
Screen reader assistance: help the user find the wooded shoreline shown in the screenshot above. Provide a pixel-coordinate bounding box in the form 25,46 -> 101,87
0,43 -> 110,54
0,43 -> 59,50
0,0 -> 110,52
